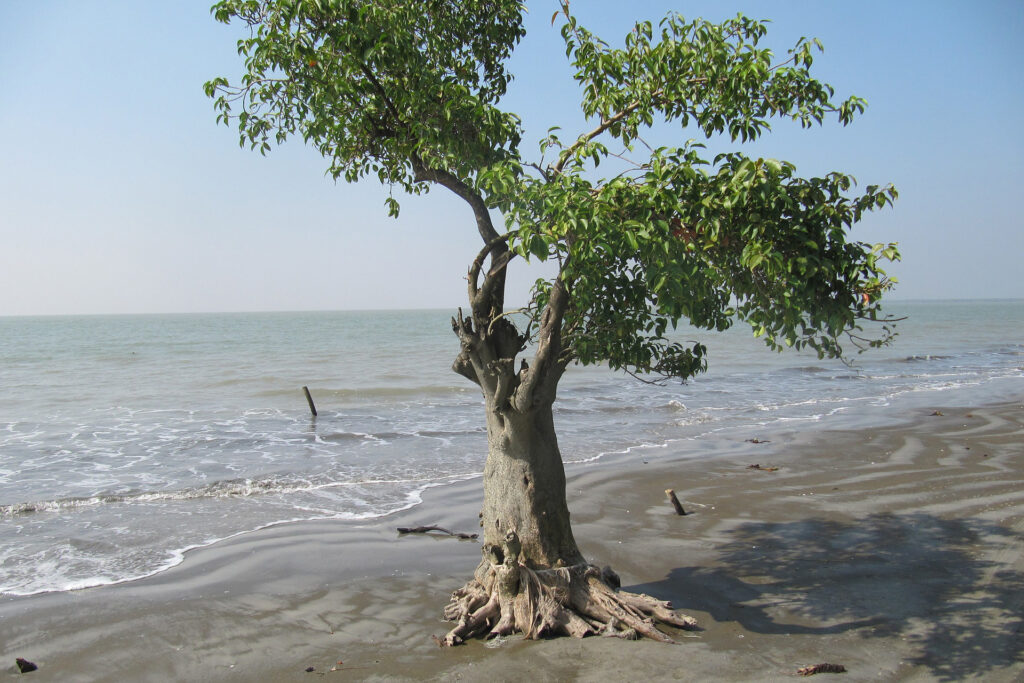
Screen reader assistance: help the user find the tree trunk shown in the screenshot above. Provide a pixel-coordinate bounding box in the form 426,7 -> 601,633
479,399 -> 583,570
431,190 -> 694,643
439,311 -> 697,645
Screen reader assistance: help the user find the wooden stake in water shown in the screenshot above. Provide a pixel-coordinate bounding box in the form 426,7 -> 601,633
665,489 -> 686,516
302,386 -> 318,418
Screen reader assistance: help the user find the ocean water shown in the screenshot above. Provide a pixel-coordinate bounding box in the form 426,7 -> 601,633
1,301 -> 1021,596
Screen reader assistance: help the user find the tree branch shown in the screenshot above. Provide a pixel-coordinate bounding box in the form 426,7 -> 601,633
514,275 -> 570,411
353,59 -> 404,124
552,101 -> 646,174
477,250 -> 514,314
411,155 -> 501,246
549,81 -> 708,174
469,231 -> 515,297
412,155 -> 509,320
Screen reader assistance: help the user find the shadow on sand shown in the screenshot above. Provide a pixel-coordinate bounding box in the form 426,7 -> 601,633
627,513 -> 1023,681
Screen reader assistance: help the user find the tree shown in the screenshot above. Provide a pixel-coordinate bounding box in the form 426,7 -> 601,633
206,0 -> 899,644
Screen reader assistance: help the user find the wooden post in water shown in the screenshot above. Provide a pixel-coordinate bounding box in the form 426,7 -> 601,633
302,386 -> 318,418
665,489 -> 686,516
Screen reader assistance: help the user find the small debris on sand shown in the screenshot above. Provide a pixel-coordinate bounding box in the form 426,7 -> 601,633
16,658 -> 38,673
797,662 -> 847,676
746,464 -> 779,472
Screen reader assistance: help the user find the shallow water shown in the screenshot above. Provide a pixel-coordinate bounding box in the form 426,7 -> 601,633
1,301 -> 1021,595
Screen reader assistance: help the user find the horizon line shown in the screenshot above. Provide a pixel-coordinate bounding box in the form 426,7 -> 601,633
2,297 -> 1022,319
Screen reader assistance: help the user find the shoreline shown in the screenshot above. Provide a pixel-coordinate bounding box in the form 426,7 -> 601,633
3,300 -> 1020,602
2,400 -> 1022,681
8,375 -> 1008,600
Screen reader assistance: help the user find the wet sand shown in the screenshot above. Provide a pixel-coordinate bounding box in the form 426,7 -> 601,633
2,402 -> 1022,681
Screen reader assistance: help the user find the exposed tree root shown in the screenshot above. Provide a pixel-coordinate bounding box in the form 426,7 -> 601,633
438,531 -> 696,646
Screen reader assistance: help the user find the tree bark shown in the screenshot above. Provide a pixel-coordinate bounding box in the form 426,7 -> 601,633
479,396 -> 584,570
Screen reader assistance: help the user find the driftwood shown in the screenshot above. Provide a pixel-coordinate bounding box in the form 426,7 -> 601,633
797,663 -> 847,676
664,489 -> 686,516
397,525 -> 478,540
747,464 -> 779,472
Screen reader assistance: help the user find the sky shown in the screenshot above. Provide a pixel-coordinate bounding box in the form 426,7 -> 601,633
1,1 -> 1022,316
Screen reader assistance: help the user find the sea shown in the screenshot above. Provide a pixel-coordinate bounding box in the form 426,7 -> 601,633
1,300 -> 1022,596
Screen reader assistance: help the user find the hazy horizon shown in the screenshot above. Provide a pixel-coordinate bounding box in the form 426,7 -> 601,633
2,297 -> 1021,320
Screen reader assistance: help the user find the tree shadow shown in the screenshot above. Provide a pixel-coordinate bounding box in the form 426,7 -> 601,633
627,513 -> 1024,681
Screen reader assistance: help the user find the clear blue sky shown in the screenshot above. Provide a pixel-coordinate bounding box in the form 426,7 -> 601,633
1,1 -> 1022,315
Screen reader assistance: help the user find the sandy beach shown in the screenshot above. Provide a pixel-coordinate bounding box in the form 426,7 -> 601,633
3,401 -> 1022,681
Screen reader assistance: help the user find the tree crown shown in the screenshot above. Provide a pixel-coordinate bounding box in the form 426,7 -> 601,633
207,0 -> 899,382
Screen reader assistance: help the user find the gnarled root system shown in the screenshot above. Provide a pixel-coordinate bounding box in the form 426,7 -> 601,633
439,534 -> 696,646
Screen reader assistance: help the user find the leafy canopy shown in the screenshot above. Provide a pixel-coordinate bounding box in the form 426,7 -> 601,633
207,0 -> 899,381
